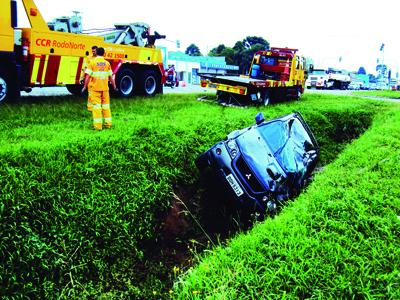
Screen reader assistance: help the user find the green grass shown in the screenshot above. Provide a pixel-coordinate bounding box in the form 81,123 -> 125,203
172,105 -> 400,299
353,89 -> 400,99
0,92 -> 398,298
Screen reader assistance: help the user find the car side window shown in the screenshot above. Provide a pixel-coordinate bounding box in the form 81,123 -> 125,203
290,119 -> 313,151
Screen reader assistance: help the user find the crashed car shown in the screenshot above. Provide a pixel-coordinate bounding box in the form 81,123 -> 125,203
196,112 -> 319,216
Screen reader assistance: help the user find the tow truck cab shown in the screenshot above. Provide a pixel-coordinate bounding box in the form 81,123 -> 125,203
0,0 -> 20,101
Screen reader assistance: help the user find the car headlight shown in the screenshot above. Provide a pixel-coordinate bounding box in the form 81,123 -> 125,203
226,140 -> 239,158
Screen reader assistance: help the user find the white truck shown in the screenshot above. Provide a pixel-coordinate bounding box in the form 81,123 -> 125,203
306,69 -> 332,89
327,68 -> 351,89
306,68 -> 350,90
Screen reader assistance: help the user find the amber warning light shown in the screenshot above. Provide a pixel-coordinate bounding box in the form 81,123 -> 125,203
30,8 -> 38,16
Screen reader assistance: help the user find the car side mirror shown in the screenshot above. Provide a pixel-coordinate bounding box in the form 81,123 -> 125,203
288,118 -> 295,137
255,112 -> 265,125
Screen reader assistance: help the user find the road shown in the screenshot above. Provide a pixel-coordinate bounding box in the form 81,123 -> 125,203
21,84 -> 211,97
305,88 -> 400,102
21,85 -> 400,103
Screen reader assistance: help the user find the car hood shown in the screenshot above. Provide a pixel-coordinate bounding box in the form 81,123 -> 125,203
235,130 -> 287,193
235,121 -> 315,195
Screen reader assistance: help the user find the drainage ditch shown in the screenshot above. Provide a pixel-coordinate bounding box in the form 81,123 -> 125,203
130,110 -> 375,297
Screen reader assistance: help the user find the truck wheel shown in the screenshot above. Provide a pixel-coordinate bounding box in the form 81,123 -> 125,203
0,73 -> 8,103
66,84 -> 84,96
116,68 -> 136,97
260,90 -> 270,106
294,88 -> 302,100
217,91 -> 229,103
0,71 -> 18,103
140,70 -> 158,96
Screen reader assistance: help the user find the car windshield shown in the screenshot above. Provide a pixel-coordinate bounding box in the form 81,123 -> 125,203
259,118 -> 315,172
258,120 -> 288,154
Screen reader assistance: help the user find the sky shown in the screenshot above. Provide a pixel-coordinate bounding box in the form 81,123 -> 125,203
19,0 -> 400,76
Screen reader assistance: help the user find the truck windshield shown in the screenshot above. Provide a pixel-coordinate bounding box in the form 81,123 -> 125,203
260,56 -> 276,66
311,70 -> 326,75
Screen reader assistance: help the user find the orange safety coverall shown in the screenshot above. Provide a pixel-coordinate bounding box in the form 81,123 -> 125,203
82,55 -> 96,111
85,57 -> 113,130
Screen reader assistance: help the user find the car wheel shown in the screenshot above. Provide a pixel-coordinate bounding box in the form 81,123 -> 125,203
266,200 -> 277,216
195,151 -> 210,171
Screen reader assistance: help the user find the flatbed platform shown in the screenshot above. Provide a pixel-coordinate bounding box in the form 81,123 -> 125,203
199,74 -> 266,86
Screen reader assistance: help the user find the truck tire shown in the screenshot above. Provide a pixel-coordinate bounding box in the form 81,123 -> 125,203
115,68 -> 136,97
260,90 -> 271,106
66,84 -> 84,96
139,70 -> 158,96
294,87 -> 302,100
0,70 -> 18,103
0,72 -> 8,103
216,91 -> 230,103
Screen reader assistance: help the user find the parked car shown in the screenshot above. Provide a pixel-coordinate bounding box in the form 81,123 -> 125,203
196,112 -> 319,216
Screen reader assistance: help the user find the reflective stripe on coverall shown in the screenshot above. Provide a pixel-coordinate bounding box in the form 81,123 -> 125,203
85,57 -> 113,130
82,55 -> 96,111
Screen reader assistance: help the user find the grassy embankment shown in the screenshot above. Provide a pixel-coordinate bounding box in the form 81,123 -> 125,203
173,100 -> 400,299
353,89 -> 400,99
0,92 -> 397,298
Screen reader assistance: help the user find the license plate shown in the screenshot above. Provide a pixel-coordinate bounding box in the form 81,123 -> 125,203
208,83 -> 217,89
226,174 -> 244,197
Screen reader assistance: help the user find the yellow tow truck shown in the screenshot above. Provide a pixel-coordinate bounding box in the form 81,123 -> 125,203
0,0 -> 166,102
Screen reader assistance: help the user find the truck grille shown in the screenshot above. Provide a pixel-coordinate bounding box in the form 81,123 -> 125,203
234,156 -> 264,193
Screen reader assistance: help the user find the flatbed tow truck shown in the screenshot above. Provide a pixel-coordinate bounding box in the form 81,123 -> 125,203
200,47 -> 307,106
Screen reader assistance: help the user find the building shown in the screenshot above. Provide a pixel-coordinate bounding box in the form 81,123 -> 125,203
166,51 -> 239,85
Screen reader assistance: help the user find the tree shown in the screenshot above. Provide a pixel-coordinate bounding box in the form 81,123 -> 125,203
235,36 -> 270,73
208,44 -> 235,65
233,41 -> 245,52
209,44 -> 226,56
358,67 -> 367,75
220,48 -> 235,65
242,36 -> 269,49
207,36 -> 270,73
185,44 -> 202,56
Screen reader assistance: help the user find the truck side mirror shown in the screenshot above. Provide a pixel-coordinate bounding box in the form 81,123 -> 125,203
11,0 -> 18,28
255,112 -> 265,125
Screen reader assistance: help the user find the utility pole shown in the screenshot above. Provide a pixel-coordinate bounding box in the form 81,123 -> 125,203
379,43 -> 387,88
